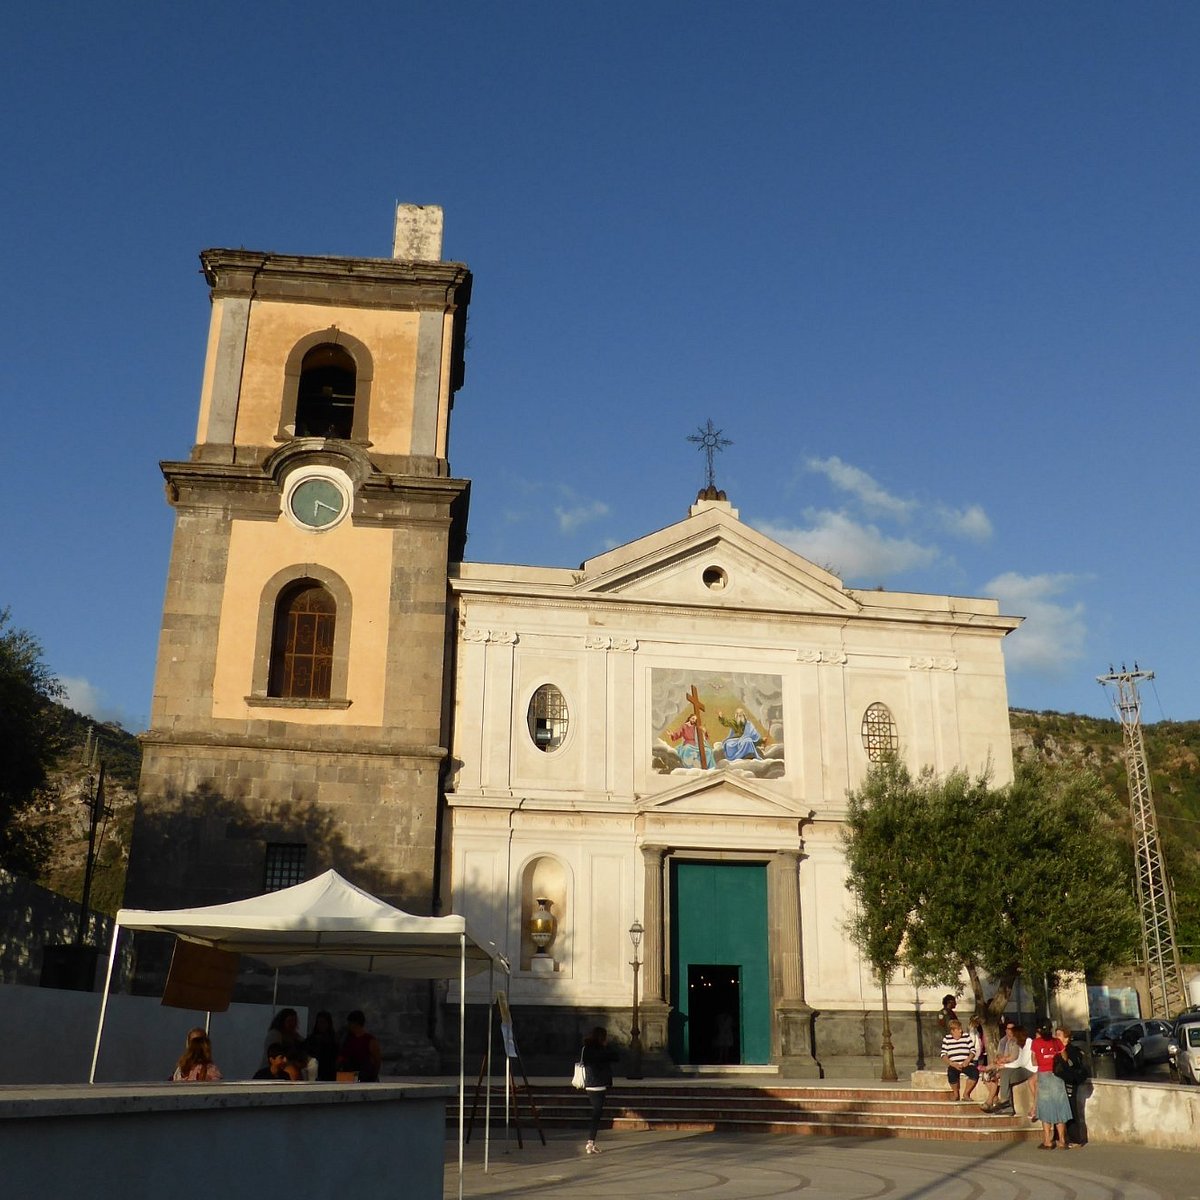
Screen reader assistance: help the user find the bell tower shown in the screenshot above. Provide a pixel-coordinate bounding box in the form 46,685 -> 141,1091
125,207 -> 473,942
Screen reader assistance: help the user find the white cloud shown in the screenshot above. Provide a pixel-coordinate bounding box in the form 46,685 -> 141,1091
755,511 -> 938,581
60,676 -> 142,730
806,456 -> 916,520
61,676 -> 105,716
555,500 -> 610,534
982,572 -> 1087,675
938,503 -> 993,542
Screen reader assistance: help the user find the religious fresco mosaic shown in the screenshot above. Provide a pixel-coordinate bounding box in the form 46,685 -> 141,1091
651,668 -> 785,779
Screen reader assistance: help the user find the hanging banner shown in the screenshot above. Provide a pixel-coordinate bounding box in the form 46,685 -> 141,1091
161,939 -> 240,1011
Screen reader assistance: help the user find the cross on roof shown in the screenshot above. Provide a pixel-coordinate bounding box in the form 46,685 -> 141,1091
687,419 -> 733,491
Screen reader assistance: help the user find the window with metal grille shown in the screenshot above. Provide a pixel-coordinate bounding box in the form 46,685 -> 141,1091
268,582 -> 335,699
861,702 -> 898,762
264,843 -> 307,892
527,684 -> 569,751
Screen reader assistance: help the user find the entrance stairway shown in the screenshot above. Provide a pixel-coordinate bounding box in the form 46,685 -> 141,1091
454,1081 -> 1045,1144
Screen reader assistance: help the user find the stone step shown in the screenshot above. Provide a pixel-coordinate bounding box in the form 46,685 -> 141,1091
449,1082 -> 1043,1144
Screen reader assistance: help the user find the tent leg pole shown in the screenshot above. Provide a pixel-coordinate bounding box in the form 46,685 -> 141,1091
459,933 -> 466,1200
484,988 -> 494,1173
89,924 -> 121,1084
271,968 -> 279,1011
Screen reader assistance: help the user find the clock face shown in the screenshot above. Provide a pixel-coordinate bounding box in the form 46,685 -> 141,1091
288,476 -> 347,529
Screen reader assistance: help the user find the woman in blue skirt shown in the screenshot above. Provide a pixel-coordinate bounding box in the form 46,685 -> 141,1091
1031,1022 -> 1075,1149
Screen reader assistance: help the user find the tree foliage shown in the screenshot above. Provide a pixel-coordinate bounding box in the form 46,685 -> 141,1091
0,608 -> 68,873
844,757 -> 1140,1020
842,758 -> 923,983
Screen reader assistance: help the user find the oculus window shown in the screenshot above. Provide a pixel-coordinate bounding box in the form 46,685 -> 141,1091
528,684 -> 569,751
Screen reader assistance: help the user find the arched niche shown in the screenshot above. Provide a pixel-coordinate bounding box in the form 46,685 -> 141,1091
519,855 -> 568,973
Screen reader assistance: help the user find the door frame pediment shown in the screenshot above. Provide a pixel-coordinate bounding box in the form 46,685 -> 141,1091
636,773 -> 811,818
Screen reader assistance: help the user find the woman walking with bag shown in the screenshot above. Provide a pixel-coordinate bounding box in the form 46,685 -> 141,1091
1054,1025 -> 1089,1146
581,1026 -> 618,1155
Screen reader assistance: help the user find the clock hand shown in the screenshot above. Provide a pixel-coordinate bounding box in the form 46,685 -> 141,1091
314,499 -> 339,515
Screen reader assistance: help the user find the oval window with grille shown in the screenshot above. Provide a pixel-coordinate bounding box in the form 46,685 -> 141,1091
528,684 -> 569,752
861,702 -> 898,762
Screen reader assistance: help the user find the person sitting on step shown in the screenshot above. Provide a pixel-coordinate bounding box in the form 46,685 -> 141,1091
939,1018 -> 979,1102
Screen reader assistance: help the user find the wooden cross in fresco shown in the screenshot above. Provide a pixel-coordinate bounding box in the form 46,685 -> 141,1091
684,684 -> 711,769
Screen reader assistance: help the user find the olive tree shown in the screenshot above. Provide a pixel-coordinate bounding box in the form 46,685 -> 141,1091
843,758 -> 925,1079
846,757 -> 1139,1033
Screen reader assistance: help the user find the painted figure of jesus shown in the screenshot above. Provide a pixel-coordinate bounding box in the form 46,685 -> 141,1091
668,713 -> 715,769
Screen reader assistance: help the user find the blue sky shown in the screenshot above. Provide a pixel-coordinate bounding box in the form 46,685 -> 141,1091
2,2 -> 1197,730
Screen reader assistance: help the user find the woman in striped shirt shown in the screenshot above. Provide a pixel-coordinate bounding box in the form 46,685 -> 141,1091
939,1019 -> 979,1101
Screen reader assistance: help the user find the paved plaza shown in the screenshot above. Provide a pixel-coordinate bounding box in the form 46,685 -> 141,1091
445,1129 -> 1199,1200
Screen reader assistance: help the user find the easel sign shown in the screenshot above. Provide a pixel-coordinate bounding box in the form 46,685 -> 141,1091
465,990 -> 545,1147
496,990 -> 518,1059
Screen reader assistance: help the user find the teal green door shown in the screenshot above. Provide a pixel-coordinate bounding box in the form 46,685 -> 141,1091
670,861 -> 770,1065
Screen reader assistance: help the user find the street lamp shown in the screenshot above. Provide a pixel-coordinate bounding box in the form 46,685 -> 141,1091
628,919 -> 644,1079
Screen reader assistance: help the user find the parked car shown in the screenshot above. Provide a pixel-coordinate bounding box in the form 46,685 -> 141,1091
1091,1018 -> 1173,1074
1168,1015 -> 1200,1084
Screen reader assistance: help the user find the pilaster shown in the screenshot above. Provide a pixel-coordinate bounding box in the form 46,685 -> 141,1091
769,849 -> 820,1077
640,844 -> 666,1003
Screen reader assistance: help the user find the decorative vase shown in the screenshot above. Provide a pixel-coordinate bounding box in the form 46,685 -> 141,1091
529,896 -> 557,956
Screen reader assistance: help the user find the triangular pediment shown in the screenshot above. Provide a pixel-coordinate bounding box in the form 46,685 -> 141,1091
637,772 -> 810,818
573,505 -> 860,615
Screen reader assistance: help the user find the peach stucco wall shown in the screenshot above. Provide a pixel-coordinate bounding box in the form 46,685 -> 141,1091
195,300 -> 427,454
210,516 -> 394,725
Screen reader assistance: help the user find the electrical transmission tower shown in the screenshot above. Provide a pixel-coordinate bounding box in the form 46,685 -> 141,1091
1098,664 -> 1186,1016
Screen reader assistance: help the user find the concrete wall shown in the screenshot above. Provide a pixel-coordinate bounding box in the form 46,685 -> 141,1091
1083,1078 -> 1200,1150
0,982 -> 287,1084
0,871 -> 125,988
915,1069 -> 1200,1150
0,1083 -> 450,1200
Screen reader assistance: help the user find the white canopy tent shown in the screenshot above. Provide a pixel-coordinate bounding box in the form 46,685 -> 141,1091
91,871 -> 505,1196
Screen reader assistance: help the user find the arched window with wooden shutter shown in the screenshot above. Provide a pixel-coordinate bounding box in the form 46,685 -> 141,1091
269,582 -> 336,699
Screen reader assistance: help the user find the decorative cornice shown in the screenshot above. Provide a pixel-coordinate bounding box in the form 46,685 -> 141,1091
160,455 -> 468,524
584,635 -> 639,652
909,655 -> 959,672
245,695 -> 352,711
796,649 -> 848,665
140,728 -> 447,760
199,248 -> 472,313
449,584 -> 1015,639
462,628 -> 519,644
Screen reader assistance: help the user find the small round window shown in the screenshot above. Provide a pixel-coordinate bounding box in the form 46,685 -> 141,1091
861,702 -> 898,762
702,566 -> 727,591
528,684 -> 569,752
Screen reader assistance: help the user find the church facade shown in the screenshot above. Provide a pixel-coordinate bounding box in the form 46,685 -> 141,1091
125,207 -> 1020,1074
447,495 -> 1019,1073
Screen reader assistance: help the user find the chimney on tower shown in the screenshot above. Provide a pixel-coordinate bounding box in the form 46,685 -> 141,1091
392,203 -> 444,261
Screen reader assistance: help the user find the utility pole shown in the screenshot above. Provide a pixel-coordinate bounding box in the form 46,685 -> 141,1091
1098,664 -> 1187,1016
75,762 -> 109,948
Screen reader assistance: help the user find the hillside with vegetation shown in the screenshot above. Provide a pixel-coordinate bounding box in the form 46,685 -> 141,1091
1011,708 -> 1200,955
29,713 -> 140,916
